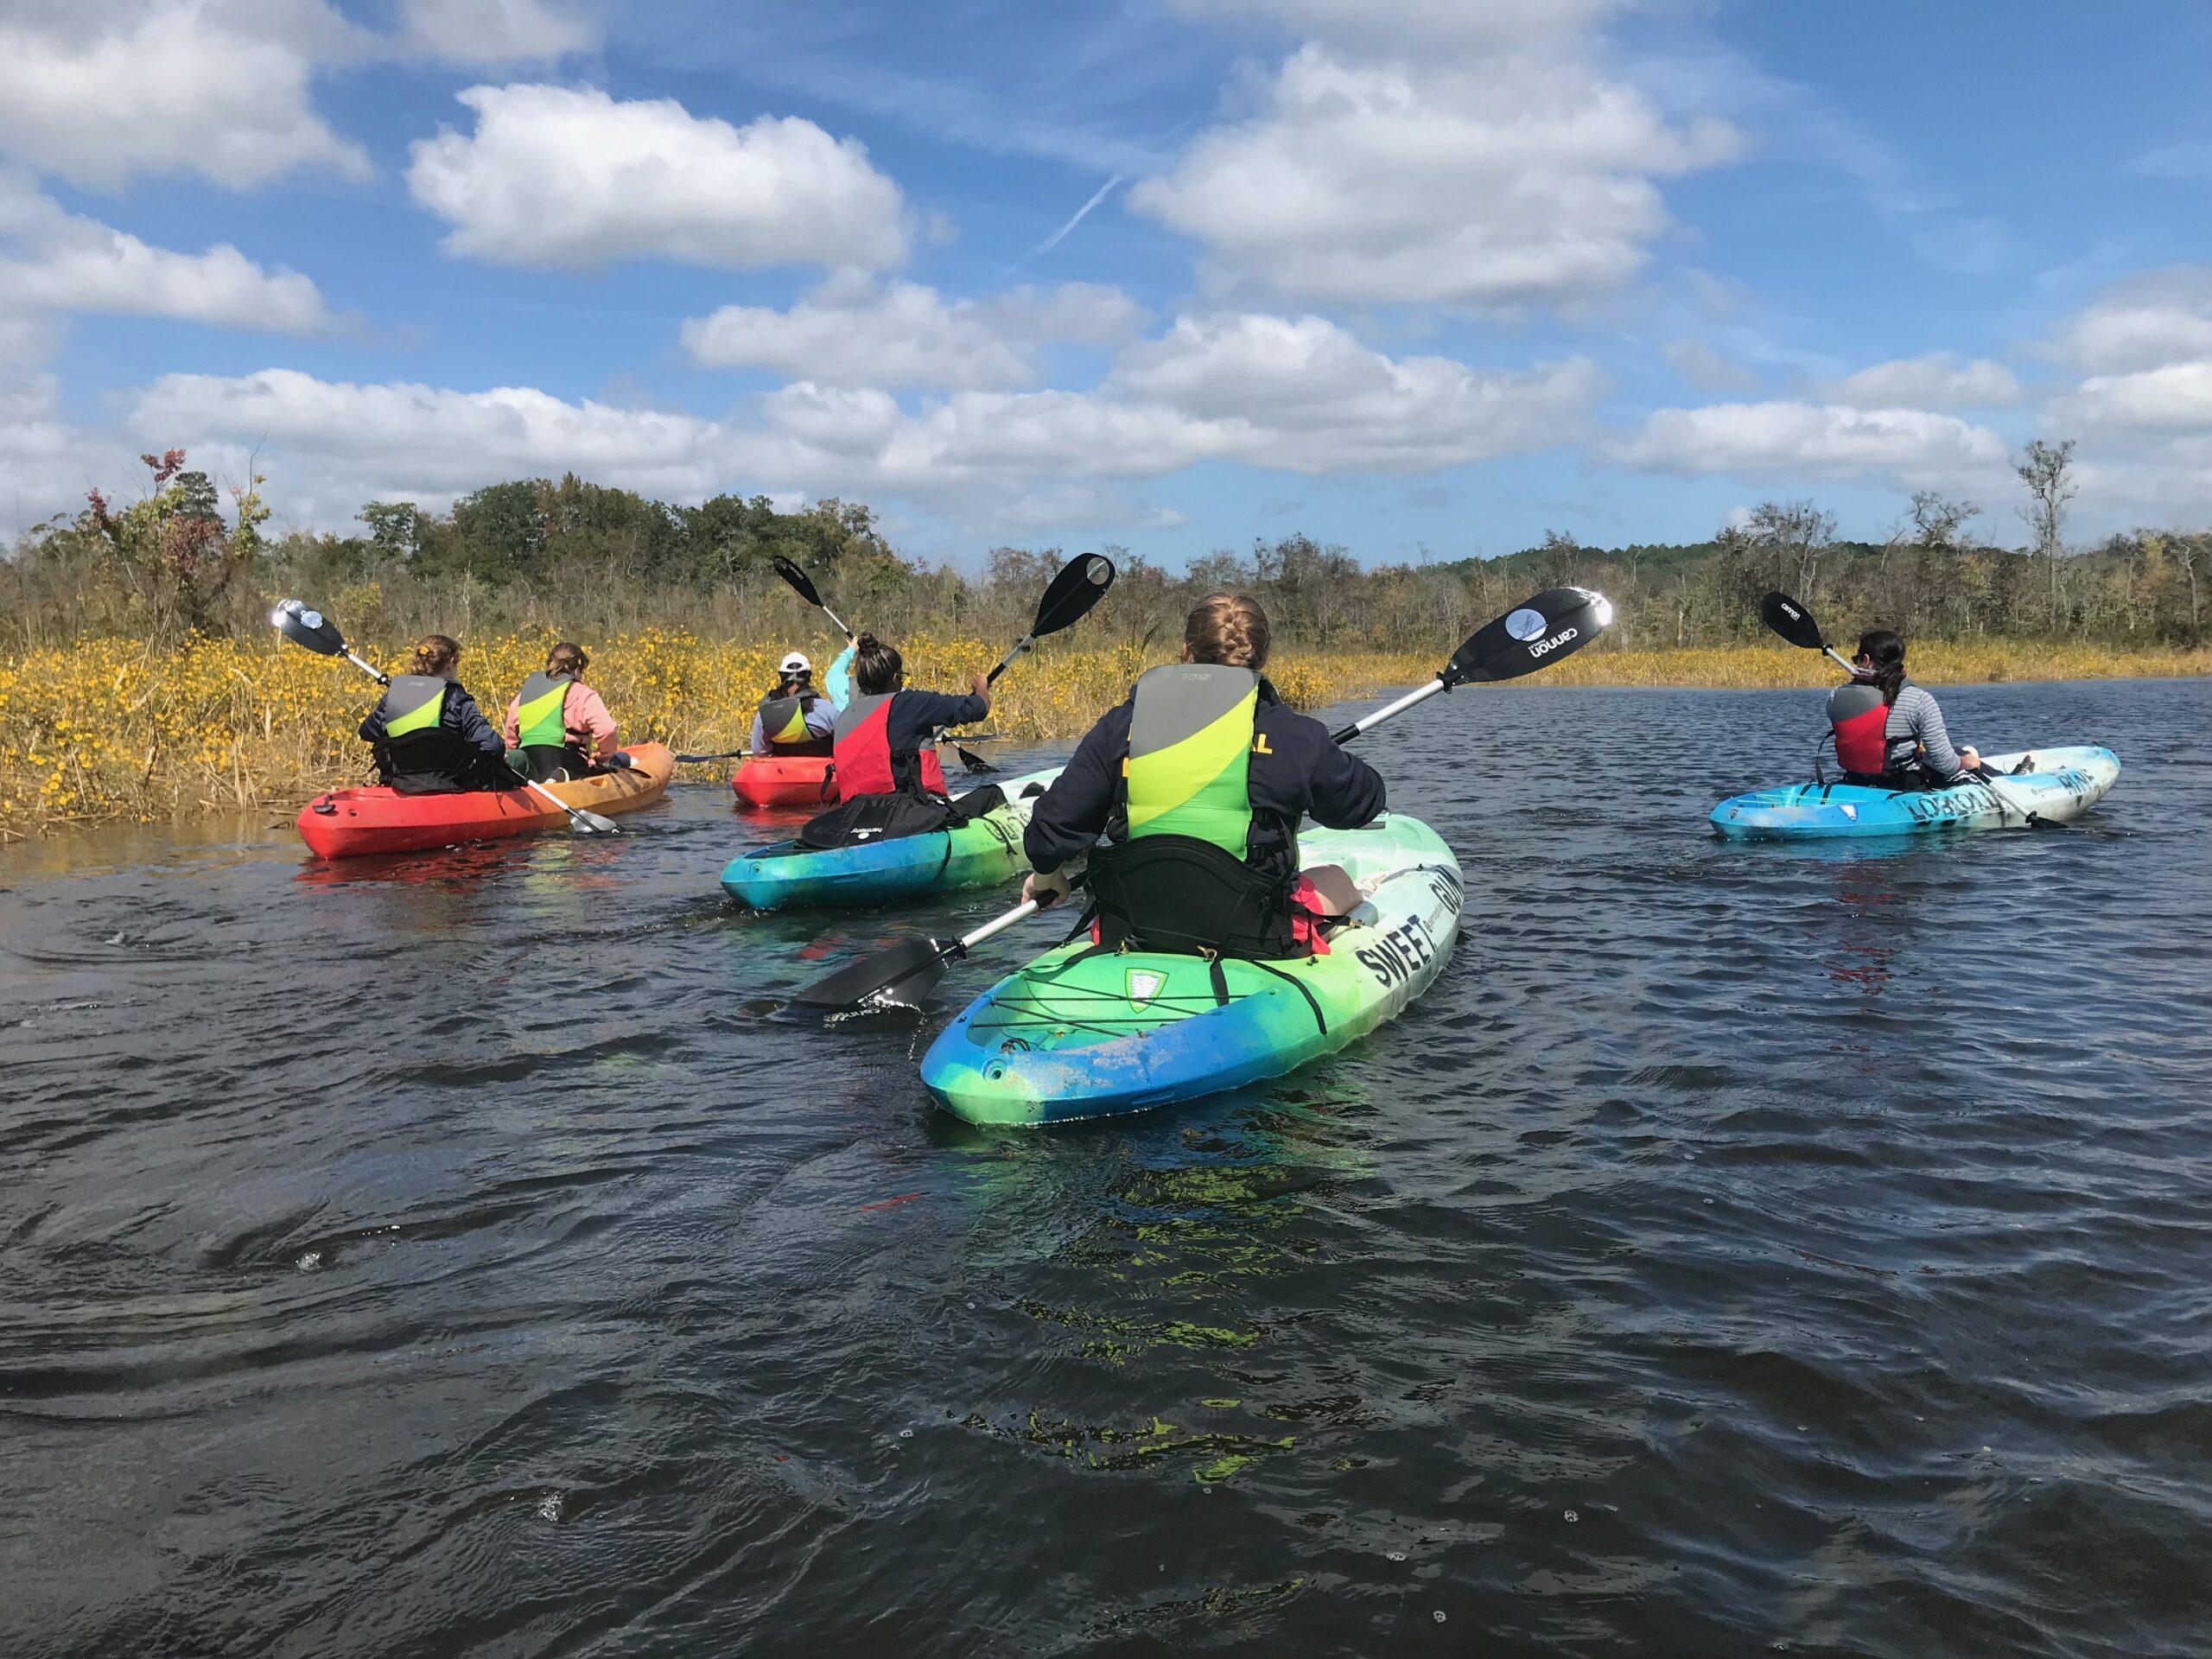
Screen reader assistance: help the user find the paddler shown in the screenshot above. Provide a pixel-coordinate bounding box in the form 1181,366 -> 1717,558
748,643 -> 853,759
1020,592 -> 1384,957
1828,628 -> 1987,788
830,634 -> 990,805
357,633 -> 509,794
502,642 -> 620,782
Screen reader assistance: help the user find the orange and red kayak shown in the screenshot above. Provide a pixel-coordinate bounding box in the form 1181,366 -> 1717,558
296,743 -> 674,858
730,753 -> 836,808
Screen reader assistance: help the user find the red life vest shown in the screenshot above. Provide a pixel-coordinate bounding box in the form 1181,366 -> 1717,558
1828,681 -> 1901,775
832,691 -> 947,801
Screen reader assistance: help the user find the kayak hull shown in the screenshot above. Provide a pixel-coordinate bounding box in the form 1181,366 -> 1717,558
731,753 -> 836,808
721,768 -> 1061,910
921,815 -> 1465,1126
1710,746 -> 2120,840
296,743 -> 674,859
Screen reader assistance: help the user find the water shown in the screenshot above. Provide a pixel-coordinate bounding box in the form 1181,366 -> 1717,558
3,678 -> 2209,1657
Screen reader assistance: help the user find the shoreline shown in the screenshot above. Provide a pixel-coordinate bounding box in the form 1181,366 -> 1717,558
3,635 -> 2204,836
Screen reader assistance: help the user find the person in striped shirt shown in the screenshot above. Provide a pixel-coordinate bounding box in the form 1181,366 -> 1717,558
1827,628 -> 1985,787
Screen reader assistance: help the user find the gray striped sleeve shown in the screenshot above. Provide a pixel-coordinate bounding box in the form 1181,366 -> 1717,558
1887,683 -> 1962,780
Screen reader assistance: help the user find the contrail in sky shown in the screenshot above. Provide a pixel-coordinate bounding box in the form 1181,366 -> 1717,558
1024,175 -> 1123,264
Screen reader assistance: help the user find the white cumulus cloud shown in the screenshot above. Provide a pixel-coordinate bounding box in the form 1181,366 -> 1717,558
393,0 -> 594,65
1818,353 -> 2020,410
2046,267 -> 2212,375
682,274 -> 1143,389
407,85 -> 911,271
1128,6 -> 1739,309
0,176 -> 327,334
1610,401 -> 2008,480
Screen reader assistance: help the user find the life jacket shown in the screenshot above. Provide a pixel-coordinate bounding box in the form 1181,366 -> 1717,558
758,688 -> 833,757
373,675 -> 487,793
833,690 -> 947,801
1828,680 -> 1911,779
1088,664 -> 1303,961
512,670 -> 594,781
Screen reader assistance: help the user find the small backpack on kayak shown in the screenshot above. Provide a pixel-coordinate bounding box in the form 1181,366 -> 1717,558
795,784 -> 1007,851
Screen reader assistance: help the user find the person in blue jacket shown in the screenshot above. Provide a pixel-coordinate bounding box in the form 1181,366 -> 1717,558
1020,593 -> 1383,958
356,633 -> 508,794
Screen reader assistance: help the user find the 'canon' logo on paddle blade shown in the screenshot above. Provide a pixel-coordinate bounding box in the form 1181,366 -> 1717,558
1504,607 -> 1548,642
1527,626 -> 1579,658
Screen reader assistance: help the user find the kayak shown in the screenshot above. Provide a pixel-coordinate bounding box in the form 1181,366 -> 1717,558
731,753 -> 836,808
921,814 -> 1465,1126
1710,746 -> 2120,840
296,743 -> 674,858
721,769 -> 1060,911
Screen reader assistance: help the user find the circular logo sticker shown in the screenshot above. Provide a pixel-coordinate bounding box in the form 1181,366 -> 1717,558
1504,607 -> 1548,642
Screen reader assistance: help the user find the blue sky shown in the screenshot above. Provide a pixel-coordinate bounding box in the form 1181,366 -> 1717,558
3,0 -> 2210,568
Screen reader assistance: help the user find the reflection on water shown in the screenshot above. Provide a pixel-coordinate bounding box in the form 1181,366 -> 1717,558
3,677 -> 2209,1656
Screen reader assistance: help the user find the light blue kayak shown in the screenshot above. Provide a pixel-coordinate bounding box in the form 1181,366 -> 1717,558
921,815 -> 1464,1125
1711,746 -> 2120,840
721,768 -> 1060,911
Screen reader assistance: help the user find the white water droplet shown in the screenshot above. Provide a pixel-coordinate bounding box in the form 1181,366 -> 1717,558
1564,1510 -> 1579,1523
1433,1610 -> 1447,1624
899,1428 -> 913,1439
296,1251 -> 321,1271
537,1492 -> 563,1522
1387,1551 -> 1406,1562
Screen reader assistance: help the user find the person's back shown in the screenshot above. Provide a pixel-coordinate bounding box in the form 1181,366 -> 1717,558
1022,593 -> 1384,957
359,634 -> 507,795
505,641 -> 618,782
1827,628 -> 1980,788
750,649 -> 841,759
831,634 -> 989,804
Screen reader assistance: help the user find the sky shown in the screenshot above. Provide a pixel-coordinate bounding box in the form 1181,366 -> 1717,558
3,0 -> 2210,569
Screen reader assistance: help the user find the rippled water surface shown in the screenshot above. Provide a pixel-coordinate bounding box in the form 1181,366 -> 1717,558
4,677 -> 2209,1656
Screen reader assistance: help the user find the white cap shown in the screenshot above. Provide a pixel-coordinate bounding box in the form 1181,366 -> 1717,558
779,652 -> 812,675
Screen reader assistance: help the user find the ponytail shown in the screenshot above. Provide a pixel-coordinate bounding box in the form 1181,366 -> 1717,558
410,633 -> 461,677
853,633 -> 903,696
1857,628 -> 1906,706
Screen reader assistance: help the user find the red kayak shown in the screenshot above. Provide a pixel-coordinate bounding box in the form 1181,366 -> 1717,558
296,743 -> 674,858
731,753 -> 837,808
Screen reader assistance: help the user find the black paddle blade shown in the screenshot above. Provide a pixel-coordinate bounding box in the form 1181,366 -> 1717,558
270,599 -> 347,657
789,937 -> 952,1011
1032,552 -> 1116,638
772,556 -> 825,609
1446,587 -> 1613,685
1759,591 -> 1827,652
955,745 -> 999,776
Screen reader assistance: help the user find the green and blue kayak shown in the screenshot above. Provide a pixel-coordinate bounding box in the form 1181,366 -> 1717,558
921,814 -> 1464,1125
721,768 -> 1061,911
1711,746 -> 2120,840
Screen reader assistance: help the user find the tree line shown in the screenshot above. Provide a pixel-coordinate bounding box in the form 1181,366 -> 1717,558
3,437 -> 2203,658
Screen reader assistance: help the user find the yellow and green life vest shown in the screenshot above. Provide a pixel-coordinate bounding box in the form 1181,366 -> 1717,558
380,674 -> 449,737
514,671 -> 574,749
1124,663 -> 1259,856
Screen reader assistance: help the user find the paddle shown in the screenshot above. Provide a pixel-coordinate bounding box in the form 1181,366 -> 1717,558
772,556 -> 855,642
792,584 -> 1611,1013
939,552 -> 1118,777
269,600 -> 620,836
1756,591 -> 2056,826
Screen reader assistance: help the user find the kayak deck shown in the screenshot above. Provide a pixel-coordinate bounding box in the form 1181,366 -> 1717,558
721,768 -> 1061,910
921,815 -> 1464,1125
731,753 -> 836,809
296,743 -> 674,858
1711,745 -> 2120,840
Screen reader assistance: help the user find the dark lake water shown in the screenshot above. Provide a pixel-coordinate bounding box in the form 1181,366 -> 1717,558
3,677 -> 2209,1657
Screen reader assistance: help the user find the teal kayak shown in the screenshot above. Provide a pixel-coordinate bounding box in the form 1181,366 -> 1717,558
1711,746 -> 2120,839
721,768 -> 1061,911
920,814 -> 1464,1125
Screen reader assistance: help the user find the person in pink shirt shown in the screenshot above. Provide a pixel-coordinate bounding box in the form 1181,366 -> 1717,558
503,642 -> 622,781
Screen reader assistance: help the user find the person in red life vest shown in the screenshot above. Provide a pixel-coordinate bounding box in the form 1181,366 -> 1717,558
357,633 -> 509,794
831,634 -> 990,804
1827,628 -> 1985,788
1019,593 -> 1384,959
501,642 -> 620,782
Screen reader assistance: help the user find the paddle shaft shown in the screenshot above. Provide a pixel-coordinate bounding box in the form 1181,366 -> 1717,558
1329,677 -> 1446,745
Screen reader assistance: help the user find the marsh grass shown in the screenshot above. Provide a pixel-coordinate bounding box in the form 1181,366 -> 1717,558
3,633 -> 2203,836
